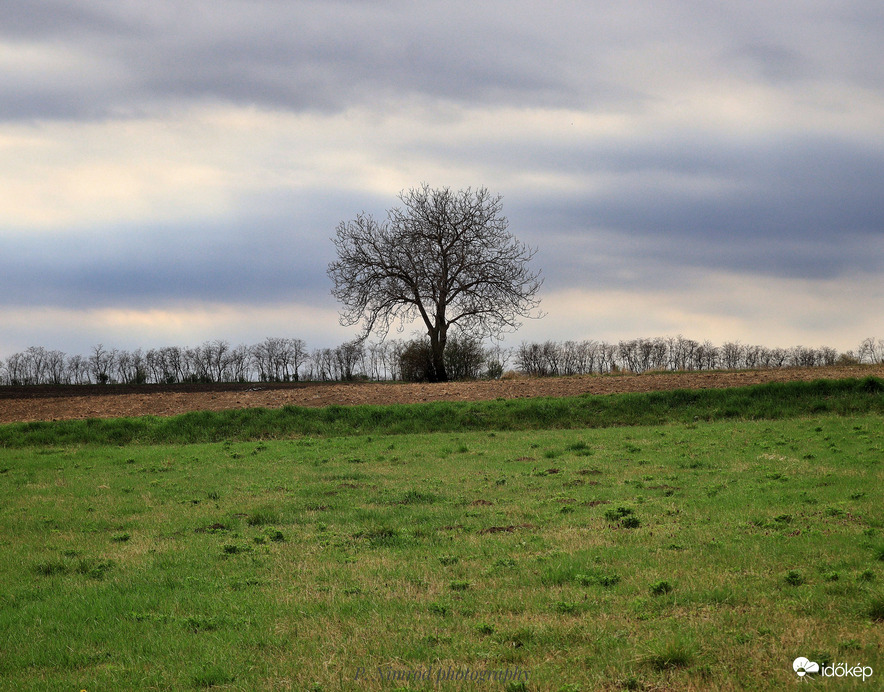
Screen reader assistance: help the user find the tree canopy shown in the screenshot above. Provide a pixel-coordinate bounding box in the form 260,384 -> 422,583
327,185 -> 543,381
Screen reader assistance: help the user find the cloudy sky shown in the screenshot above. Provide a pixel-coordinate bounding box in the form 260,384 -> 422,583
2,0 -> 882,358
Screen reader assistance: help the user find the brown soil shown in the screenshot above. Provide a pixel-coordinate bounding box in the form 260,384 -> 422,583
1,365 -> 882,424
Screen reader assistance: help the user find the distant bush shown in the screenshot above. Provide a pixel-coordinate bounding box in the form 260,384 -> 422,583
398,339 -> 435,382
443,334 -> 487,380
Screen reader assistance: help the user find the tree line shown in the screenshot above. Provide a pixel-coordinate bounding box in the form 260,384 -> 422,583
513,336 -> 879,377
1,335 -> 880,386
0,336 -> 502,386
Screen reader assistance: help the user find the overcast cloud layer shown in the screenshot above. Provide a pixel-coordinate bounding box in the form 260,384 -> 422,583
1,1 -> 882,355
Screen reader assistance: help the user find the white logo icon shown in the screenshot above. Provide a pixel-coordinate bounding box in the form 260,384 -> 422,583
793,657 -> 820,677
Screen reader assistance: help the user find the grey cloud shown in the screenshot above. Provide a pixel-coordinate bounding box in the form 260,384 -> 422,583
0,188 -> 368,309
525,222 -> 882,299
496,132 -> 884,290
0,1 -> 576,119
1,225 -> 327,309
722,43 -> 812,84
5,1 -> 882,121
593,137 -> 884,243
0,0 -> 127,37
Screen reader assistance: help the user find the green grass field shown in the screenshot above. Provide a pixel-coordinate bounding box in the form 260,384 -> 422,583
0,380 -> 882,690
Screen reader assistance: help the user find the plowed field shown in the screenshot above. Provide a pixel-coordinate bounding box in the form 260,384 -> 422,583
2,365 -> 882,424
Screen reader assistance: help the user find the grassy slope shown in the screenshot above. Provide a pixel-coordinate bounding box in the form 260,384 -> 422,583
0,378 -> 881,691
1,376 -> 883,447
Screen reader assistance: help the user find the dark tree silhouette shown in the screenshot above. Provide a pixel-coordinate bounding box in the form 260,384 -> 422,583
328,185 -> 542,381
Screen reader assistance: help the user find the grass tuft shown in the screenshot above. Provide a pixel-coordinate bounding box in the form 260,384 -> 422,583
784,569 -> 806,586
650,580 -> 674,595
247,508 -> 280,526
640,634 -> 698,671
33,560 -> 69,576
192,666 -> 235,688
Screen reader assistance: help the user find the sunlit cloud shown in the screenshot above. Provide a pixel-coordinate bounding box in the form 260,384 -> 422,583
0,301 -> 352,356
517,271 -> 882,353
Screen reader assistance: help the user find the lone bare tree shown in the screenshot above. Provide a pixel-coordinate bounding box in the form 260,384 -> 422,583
328,185 -> 542,382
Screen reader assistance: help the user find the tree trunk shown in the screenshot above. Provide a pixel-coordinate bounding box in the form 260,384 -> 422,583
428,331 -> 448,382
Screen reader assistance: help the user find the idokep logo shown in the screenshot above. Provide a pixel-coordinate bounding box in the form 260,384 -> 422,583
793,657 -> 820,677
793,656 -> 874,682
